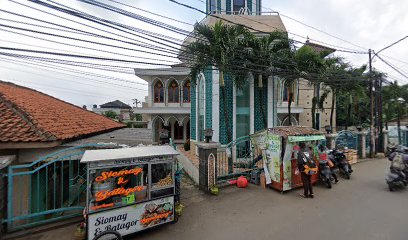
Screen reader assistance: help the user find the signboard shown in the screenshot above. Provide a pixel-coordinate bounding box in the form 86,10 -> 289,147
282,143 -> 293,191
265,134 -> 281,182
88,165 -> 148,213
288,135 -> 325,143
88,196 -> 174,239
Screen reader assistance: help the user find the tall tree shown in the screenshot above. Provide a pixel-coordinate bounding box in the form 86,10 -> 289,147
236,31 -> 291,127
382,81 -> 408,144
186,21 -> 249,142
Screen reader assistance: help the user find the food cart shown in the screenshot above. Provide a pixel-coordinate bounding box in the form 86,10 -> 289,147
251,127 -> 326,192
80,145 -> 179,239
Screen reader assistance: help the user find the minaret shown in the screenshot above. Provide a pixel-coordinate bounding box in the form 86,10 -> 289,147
207,0 -> 262,15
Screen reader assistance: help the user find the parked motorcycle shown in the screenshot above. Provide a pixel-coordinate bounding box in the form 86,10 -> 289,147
386,169 -> 407,191
318,160 -> 334,188
329,149 -> 353,179
387,149 -> 408,191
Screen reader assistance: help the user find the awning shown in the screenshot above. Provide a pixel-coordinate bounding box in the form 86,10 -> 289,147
288,135 -> 326,142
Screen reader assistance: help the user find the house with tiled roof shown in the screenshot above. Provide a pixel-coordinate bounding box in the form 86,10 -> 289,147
0,80 -> 125,163
92,100 -> 132,121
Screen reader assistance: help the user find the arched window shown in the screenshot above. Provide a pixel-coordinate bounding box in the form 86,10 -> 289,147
183,80 -> 191,103
154,81 -> 164,103
168,80 -> 179,103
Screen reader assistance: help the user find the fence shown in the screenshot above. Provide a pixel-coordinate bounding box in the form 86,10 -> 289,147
215,136 -> 261,184
3,144 -> 114,232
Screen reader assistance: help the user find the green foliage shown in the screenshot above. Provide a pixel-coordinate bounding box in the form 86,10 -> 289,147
103,110 -> 118,119
382,81 -> 408,125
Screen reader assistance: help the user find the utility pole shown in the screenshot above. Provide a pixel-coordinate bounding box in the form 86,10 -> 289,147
369,49 -> 375,158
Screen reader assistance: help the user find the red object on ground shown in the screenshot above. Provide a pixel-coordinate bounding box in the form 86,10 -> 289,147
229,180 -> 237,185
237,176 -> 248,188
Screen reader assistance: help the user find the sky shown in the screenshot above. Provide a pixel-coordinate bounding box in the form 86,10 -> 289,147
0,0 -> 407,108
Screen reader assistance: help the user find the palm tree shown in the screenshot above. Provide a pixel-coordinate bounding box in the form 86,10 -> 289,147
236,31 -> 291,128
186,21 -> 249,143
323,61 -> 367,129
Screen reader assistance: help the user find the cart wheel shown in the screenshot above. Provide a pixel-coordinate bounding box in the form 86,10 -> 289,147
93,230 -> 122,240
173,214 -> 179,223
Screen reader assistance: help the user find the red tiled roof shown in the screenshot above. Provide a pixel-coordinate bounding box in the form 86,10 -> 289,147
0,81 -> 124,143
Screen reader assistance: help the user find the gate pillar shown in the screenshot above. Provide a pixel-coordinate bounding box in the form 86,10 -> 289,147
197,142 -> 220,192
382,130 -> 389,152
357,131 -> 368,159
325,133 -> 338,149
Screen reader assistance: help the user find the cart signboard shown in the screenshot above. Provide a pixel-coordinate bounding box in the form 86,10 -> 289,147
81,146 -> 179,239
88,196 -> 174,239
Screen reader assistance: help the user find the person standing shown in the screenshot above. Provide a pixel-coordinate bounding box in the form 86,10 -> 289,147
296,142 -> 314,198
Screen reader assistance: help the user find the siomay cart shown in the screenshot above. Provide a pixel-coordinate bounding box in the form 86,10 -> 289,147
80,145 -> 179,239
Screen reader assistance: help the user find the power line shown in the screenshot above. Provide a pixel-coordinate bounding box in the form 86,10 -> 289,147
376,34 -> 408,55
0,56 -> 148,91
105,0 -> 194,27
258,5 -> 368,51
0,9 -> 180,54
10,0 -> 184,43
376,54 -> 408,80
7,0 -> 183,50
0,46 -> 177,67
0,64 -> 143,94
0,23 -> 180,59
3,2 -> 369,82
0,26 -> 180,61
194,0 -> 367,53
172,0 -> 367,54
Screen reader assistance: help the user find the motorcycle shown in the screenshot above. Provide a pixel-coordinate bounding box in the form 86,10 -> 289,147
386,169 -> 407,192
318,160 -> 334,188
329,149 -> 353,179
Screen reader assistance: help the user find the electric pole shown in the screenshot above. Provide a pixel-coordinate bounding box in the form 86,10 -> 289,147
369,49 -> 375,158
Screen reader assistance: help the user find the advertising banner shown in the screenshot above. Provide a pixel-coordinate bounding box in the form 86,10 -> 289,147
282,143 -> 293,191
266,134 -> 281,182
88,196 -> 174,239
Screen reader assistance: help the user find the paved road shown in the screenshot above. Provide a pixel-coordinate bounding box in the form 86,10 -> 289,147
130,158 -> 408,240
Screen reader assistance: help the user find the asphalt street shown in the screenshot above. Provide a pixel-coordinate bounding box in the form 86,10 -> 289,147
131,158 -> 408,240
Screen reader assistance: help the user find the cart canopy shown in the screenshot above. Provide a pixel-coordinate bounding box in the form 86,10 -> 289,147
80,145 -> 179,163
252,126 -> 325,143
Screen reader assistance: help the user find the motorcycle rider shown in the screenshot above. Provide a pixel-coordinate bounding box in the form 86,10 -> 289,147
318,144 -> 338,183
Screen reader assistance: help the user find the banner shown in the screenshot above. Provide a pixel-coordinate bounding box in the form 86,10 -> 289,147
282,143 -> 293,191
265,134 -> 281,182
88,196 -> 174,239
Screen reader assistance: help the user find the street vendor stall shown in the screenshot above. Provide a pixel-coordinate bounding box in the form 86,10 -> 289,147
251,127 -> 326,192
80,145 -> 179,239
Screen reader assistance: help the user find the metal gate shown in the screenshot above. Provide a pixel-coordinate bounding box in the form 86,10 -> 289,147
335,130 -> 358,149
3,143 -> 114,232
216,136 -> 261,184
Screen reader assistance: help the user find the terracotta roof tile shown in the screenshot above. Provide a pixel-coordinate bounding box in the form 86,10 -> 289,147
0,81 -> 124,143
